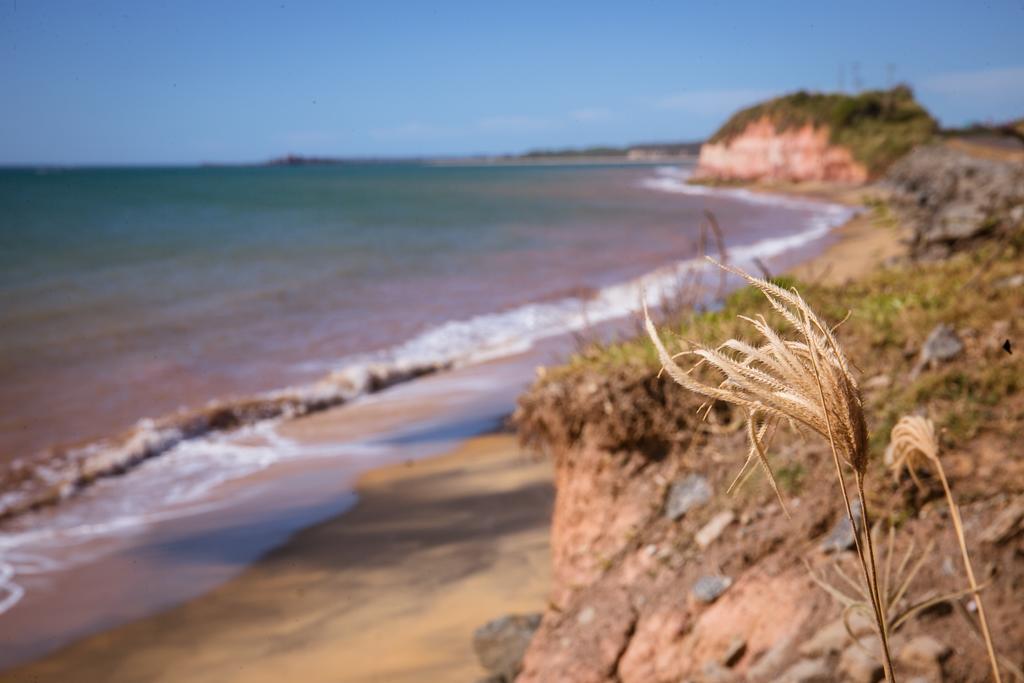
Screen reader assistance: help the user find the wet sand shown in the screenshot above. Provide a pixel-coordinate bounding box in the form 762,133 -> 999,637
0,181 -> 907,681
0,433 -> 552,683
753,181 -> 908,285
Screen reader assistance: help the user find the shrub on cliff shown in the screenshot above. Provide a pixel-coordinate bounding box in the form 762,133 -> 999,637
708,86 -> 937,176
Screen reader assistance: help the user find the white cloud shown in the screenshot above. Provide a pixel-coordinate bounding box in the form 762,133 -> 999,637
476,115 -> 552,132
656,88 -> 777,116
920,65 -> 1024,97
570,107 -> 612,122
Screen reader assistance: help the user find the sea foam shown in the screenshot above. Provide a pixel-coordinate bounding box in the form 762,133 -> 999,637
0,166 -> 858,615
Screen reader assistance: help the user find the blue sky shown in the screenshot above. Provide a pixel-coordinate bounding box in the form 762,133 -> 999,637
2,0 -> 1023,164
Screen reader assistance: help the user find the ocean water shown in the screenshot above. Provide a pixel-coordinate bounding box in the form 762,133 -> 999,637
0,162 -> 857,634
0,162 -> 849,465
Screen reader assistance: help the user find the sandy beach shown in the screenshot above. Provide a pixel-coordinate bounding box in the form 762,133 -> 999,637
0,184 -> 908,682
0,432 -> 552,683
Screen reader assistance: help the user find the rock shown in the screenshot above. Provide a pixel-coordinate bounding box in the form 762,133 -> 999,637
821,498 -> 863,553
979,495 -> 1024,544
839,642 -> 883,683
918,324 -> 964,368
863,374 -> 892,391
472,613 -> 541,682
720,636 -> 747,667
798,612 -> 874,657
695,115 -> 870,183
747,631 -> 800,682
665,474 -> 712,520
898,635 -> 952,671
778,658 -> 832,683
882,144 -> 1024,257
696,510 -> 736,548
995,273 -> 1024,289
576,605 -> 596,625
693,575 -> 733,604
700,661 -> 742,683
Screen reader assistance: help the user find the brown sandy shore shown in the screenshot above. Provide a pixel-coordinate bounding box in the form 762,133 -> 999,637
1,433 -> 553,683
1,183 -> 904,683
755,181 -> 908,285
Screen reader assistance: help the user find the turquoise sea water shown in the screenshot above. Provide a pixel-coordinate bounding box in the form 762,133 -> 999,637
0,161 -> 858,653
0,162 -> 843,463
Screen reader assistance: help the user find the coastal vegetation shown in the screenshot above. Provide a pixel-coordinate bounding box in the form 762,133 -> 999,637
707,86 -> 938,175
536,238 -> 1023,461
520,141 -> 702,159
517,216 -> 1024,680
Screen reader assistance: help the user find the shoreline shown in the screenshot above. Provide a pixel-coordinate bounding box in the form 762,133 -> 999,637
744,179 -> 909,285
0,432 -> 553,683
0,163 -> 854,528
0,177 -> 905,679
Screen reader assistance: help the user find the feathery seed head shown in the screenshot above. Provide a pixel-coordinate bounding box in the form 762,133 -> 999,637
887,415 -> 939,485
645,259 -> 869,509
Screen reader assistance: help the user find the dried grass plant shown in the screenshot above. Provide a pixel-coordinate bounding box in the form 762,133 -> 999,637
806,525 -> 979,643
643,258 -> 896,680
889,415 -> 1002,682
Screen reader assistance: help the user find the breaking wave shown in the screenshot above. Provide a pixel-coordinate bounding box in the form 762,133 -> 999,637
0,165 -> 858,614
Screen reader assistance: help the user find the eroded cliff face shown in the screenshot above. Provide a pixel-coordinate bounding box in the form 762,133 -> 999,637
695,116 -> 868,183
513,369 -> 834,682
513,361 -> 1024,682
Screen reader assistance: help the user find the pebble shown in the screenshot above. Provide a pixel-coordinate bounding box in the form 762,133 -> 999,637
665,474 -> 712,520
898,635 -> 951,671
777,658 -> 832,683
913,323 -> 964,377
700,661 -> 741,683
839,641 -> 883,683
692,574 -> 732,604
995,273 -> 1024,289
979,495 -> 1024,544
472,613 -> 542,682
696,510 -> 736,548
821,499 -> 863,553
798,612 -> 874,657
720,636 -> 746,667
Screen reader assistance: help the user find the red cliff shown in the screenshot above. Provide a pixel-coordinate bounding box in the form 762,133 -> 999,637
694,116 -> 868,183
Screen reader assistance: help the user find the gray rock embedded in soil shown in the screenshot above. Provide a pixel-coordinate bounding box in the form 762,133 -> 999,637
692,574 -> 732,603
919,324 -> 964,366
821,498 -> 863,553
472,613 -> 542,682
882,144 -> 1024,258
665,474 -> 713,520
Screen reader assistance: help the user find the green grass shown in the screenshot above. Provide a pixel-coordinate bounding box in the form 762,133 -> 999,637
544,232 -> 1024,458
708,86 -> 937,175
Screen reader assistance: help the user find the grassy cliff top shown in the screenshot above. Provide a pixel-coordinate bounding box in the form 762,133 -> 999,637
523,229 -> 1024,463
708,86 -> 937,175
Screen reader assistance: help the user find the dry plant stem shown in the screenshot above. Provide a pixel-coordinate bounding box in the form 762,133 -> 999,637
889,416 -> 1002,682
856,473 -> 893,666
804,310 -> 895,682
933,458 -> 1002,682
